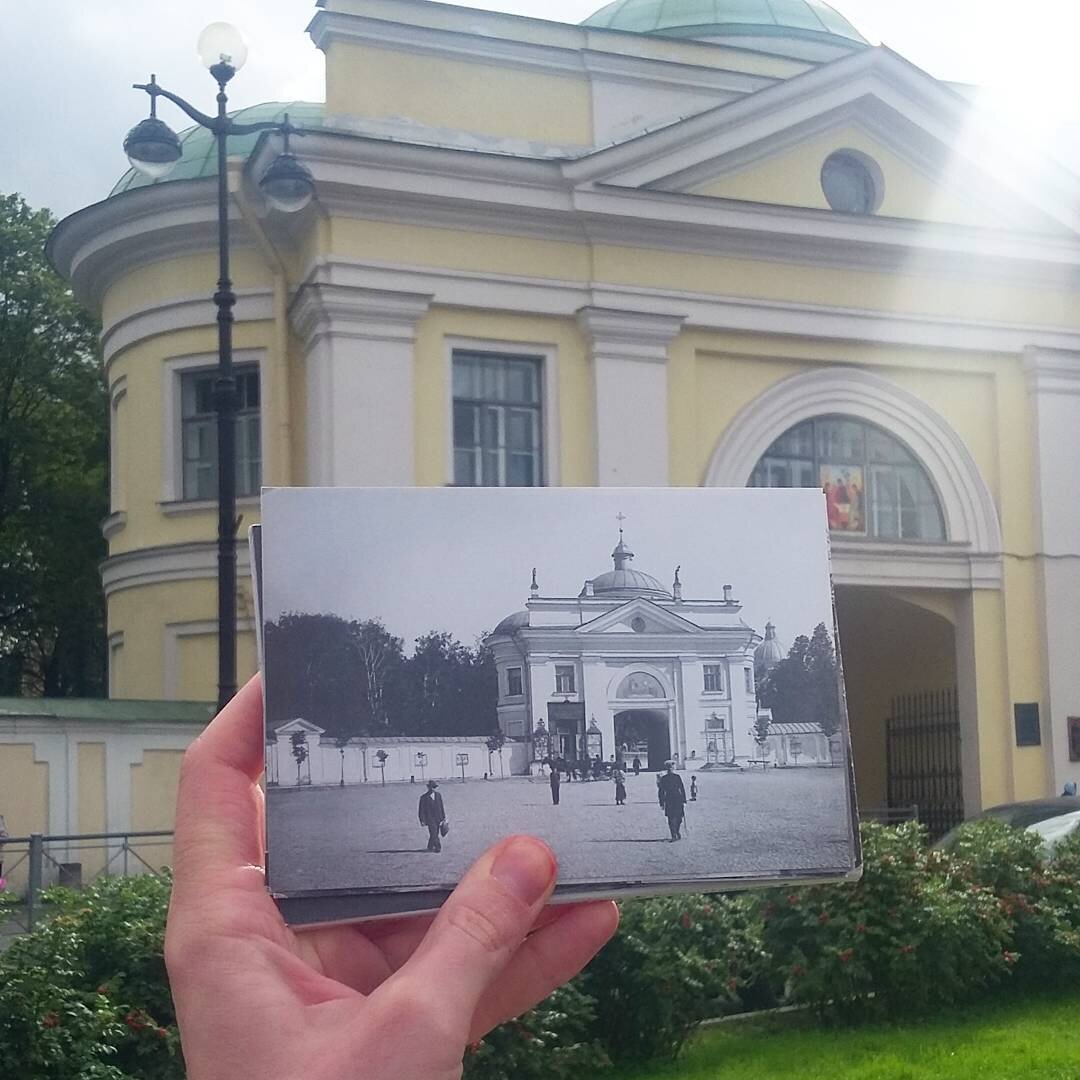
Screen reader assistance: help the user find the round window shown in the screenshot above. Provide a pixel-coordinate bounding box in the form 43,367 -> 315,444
631,616 -> 647,633
821,150 -> 881,215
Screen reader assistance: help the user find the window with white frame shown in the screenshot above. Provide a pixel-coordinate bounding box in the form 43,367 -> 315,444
507,667 -> 523,697
452,351 -> 543,487
555,665 -> 576,694
181,366 -> 261,500
703,664 -> 724,693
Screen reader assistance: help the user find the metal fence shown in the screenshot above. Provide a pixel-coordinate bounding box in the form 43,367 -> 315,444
1,830 -> 174,933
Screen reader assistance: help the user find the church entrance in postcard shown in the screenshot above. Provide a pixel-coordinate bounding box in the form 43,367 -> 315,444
614,709 -> 670,771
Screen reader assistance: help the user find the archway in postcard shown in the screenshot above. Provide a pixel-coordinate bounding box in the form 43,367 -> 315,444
614,709 -> 670,771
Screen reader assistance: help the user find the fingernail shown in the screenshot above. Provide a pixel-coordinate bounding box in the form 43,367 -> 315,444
490,837 -> 556,906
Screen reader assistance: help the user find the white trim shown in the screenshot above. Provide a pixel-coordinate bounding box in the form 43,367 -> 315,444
443,335 -> 560,488
163,618 -> 256,700
101,541 -> 252,598
704,367 -> 1004,588
109,376 -> 127,514
304,257 -> 1080,356
102,290 -> 274,370
577,307 -> 684,485
161,350 -> 266,505
108,632 -> 124,699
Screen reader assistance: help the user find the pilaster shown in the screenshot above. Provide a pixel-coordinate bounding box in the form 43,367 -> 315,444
576,307 -> 685,486
1024,346 -> 1080,793
290,283 -> 433,486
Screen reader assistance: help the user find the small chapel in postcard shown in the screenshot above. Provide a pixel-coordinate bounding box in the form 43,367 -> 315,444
488,525 -> 776,771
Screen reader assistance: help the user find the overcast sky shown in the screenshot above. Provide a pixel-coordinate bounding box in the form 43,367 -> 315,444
5,0 -> 1080,221
261,487 -> 833,652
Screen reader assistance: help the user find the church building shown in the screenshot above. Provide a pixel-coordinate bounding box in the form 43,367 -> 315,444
487,528 -> 760,771
45,0 -> 1080,838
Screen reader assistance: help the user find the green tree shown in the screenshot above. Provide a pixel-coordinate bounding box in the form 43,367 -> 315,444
757,623 -> 839,734
0,193 -> 106,696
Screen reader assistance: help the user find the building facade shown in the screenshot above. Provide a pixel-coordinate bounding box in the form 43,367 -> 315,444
487,531 -> 760,771
49,0 -> 1080,823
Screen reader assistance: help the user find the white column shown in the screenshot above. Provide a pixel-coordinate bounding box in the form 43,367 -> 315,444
1025,347 -> 1080,794
576,307 -> 685,486
291,283 -> 433,485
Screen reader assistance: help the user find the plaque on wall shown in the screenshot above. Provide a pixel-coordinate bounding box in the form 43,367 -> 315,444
1069,717 -> 1080,763
1014,702 -> 1041,747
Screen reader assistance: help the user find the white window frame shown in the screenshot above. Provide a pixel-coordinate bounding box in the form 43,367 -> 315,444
162,350 -> 267,508
555,665 -> 576,695
507,667 -> 523,697
443,336 -> 559,487
703,663 -> 725,694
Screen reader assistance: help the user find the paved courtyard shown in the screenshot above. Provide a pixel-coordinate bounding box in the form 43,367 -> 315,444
268,766 -> 854,895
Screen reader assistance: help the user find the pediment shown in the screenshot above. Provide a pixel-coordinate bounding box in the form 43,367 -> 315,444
568,47 -> 1080,237
576,597 -> 704,636
271,717 -> 325,736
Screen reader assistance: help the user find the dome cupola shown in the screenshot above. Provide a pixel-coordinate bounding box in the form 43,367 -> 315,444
586,522 -> 670,599
754,620 -> 786,671
581,0 -> 867,60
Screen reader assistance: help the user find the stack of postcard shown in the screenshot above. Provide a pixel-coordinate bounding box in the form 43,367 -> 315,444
254,487 -> 860,926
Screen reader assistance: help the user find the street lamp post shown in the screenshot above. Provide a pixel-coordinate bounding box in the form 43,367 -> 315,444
122,23 -> 314,712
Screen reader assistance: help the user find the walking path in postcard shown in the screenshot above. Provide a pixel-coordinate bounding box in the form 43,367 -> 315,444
267,766 -> 850,894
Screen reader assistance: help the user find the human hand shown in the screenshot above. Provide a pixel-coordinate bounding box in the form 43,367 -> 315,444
165,676 -> 619,1080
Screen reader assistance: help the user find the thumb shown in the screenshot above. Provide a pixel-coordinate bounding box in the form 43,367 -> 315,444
393,835 -> 557,1032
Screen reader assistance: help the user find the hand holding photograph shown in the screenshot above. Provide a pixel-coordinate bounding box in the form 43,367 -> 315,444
259,487 -> 860,925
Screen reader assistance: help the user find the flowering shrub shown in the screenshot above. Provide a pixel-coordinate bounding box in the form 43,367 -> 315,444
756,821 -> 1012,1019
579,892 -> 767,1064
0,873 -> 180,1080
462,982 -> 609,1080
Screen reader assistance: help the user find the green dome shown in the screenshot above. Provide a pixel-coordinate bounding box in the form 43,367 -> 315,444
112,101 -> 324,197
581,0 -> 867,47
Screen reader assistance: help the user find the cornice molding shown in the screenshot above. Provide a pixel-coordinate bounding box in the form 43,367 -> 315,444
1024,346 -> 1080,397
289,280 -> 434,347
102,288 -> 274,368
577,306 -> 686,363
101,541 -> 252,598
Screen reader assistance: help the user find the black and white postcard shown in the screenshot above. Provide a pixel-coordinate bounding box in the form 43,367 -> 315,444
260,487 -> 860,924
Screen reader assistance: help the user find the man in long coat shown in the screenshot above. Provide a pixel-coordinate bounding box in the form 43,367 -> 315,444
549,762 -> 562,805
657,761 -> 687,841
418,779 -> 446,853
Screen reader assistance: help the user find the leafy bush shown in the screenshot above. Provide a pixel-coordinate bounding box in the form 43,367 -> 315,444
757,821 -> 1012,1019
462,982 -> 609,1080
580,892 -> 767,1064
947,820 -> 1080,991
0,873 -> 180,1080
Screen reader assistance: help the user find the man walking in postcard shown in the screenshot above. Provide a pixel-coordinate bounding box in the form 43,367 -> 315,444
657,761 -> 687,841
549,763 -> 562,805
418,780 -> 446,853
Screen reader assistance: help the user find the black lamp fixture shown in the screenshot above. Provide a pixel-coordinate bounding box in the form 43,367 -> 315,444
123,22 -> 314,712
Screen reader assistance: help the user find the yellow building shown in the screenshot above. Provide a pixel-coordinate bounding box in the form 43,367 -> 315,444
48,0 -> 1080,831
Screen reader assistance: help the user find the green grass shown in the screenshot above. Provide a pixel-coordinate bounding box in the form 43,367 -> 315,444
607,994 -> 1080,1080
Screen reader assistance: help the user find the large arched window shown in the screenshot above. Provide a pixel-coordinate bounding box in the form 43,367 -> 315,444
749,416 -> 945,541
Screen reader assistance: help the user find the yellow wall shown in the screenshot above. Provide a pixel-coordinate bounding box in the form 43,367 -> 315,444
835,588 -> 958,809
77,743 -> 107,880
327,43 -> 593,145
690,126 -> 1000,228
130,750 -> 186,870
108,579 -> 257,700
0,745 -> 48,892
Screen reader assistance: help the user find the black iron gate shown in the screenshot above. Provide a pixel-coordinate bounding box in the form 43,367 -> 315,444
886,688 -> 963,840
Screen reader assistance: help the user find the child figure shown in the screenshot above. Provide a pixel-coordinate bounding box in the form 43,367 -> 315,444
689,775 -> 698,802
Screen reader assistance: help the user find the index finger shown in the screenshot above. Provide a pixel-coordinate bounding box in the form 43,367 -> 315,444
170,675 -> 268,915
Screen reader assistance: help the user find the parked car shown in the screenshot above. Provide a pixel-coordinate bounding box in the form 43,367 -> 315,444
936,797 -> 1080,851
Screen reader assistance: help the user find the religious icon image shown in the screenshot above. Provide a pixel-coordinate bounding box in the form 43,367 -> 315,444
255,486 -> 860,925
820,465 -> 865,534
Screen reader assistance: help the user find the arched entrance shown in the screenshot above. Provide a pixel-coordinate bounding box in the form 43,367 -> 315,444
614,709 -> 670,771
